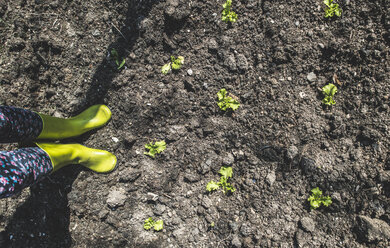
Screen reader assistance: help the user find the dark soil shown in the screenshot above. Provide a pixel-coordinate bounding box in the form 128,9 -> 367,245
1,0 -> 390,247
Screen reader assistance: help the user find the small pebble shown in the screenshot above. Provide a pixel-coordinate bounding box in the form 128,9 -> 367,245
307,72 -> 317,82
266,171 -> 276,186
107,188 -> 127,208
147,192 -> 159,202
92,29 -> 101,36
300,217 -> 315,232
187,69 -> 193,75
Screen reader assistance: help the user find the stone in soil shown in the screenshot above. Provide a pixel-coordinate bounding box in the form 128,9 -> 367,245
355,215 -> 390,243
299,217 -> 315,233
107,188 -> 127,208
307,72 -> 317,82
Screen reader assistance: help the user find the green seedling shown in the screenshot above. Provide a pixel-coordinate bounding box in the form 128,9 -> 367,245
217,89 -> 240,111
161,56 -> 184,74
161,63 -> 171,74
308,187 -> 332,210
324,0 -> 342,18
171,56 -> 184,70
110,48 -> 126,70
206,166 -> 236,194
144,217 -> 164,231
144,140 -> 166,158
144,217 -> 154,230
222,0 -> 238,23
322,83 -> 337,106
206,181 -> 220,192
153,220 -> 164,231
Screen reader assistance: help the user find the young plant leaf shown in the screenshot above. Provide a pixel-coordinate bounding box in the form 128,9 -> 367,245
144,217 -> 155,230
322,83 -> 337,106
322,196 -> 332,207
222,0 -> 238,23
206,181 -> 220,192
224,182 -> 236,194
208,166 -> 236,194
217,89 -> 240,111
144,217 -> 164,231
308,187 -> 332,210
324,0 -> 342,18
117,58 -> 126,70
153,220 -> 164,231
171,56 -> 184,70
111,48 -> 125,70
219,166 -> 233,179
311,187 -> 322,196
161,63 -> 171,74
144,140 -> 166,158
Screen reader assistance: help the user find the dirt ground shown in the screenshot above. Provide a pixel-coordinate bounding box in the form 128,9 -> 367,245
0,0 -> 390,247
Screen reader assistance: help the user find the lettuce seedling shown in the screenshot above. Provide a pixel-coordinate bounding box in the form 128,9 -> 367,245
171,56 -> 184,70
153,220 -> 164,231
324,0 -> 342,18
218,176 -> 236,194
308,187 -> 332,210
217,89 -> 240,111
206,181 -> 220,192
161,56 -> 184,74
219,166 -> 233,178
322,83 -> 337,105
110,48 -> 126,70
144,140 -> 166,158
206,166 -> 236,194
161,63 -> 171,74
144,217 -> 164,231
222,0 -> 237,23
144,217 -> 154,230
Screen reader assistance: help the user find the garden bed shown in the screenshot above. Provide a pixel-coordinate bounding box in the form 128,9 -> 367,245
0,0 -> 389,247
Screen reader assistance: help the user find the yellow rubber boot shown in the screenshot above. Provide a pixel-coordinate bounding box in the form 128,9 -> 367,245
36,105 -> 112,140
36,143 -> 117,173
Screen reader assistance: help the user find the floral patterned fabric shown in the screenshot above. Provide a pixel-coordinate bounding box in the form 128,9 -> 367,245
0,105 -> 43,143
0,106 -> 53,198
0,148 -> 53,198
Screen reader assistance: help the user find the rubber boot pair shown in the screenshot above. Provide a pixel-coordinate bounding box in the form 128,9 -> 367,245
35,105 -> 116,173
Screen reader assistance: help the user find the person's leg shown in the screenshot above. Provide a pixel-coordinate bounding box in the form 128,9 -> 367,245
0,144 -> 116,199
0,147 -> 52,198
0,105 -> 116,198
0,105 -> 112,143
0,106 -> 43,143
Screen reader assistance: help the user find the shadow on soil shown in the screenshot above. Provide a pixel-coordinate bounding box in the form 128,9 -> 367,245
3,0 -> 160,246
2,166 -> 80,247
73,0 -> 161,114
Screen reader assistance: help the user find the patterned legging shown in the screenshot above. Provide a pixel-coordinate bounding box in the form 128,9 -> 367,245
0,106 -> 53,198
